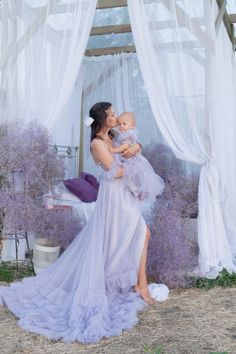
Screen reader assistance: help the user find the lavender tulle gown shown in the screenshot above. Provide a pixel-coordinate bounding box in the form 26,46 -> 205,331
0,168 -> 148,343
113,128 -> 164,201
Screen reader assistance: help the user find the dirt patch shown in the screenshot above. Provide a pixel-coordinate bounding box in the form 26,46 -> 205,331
0,285 -> 235,354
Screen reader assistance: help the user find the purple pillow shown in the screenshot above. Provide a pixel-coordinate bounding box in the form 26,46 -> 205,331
80,172 -> 99,191
64,177 -> 97,202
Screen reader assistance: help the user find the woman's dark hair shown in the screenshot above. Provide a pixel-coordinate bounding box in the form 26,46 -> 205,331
89,102 -> 112,142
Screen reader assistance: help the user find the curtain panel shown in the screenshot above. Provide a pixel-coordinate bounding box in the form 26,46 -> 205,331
0,0 -> 97,149
128,0 -> 236,277
82,53 -> 164,174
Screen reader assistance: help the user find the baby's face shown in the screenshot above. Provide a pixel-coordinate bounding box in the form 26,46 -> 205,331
117,115 -> 135,132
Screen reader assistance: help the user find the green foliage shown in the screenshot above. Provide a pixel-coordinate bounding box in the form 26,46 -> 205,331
143,344 -> 163,354
193,269 -> 236,289
0,262 -> 34,282
209,352 -> 229,354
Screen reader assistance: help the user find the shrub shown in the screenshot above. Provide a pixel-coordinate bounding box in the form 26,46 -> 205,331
143,143 -> 199,287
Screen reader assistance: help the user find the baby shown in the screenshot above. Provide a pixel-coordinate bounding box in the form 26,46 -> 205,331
109,112 -> 136,153
109,112 -> 164,201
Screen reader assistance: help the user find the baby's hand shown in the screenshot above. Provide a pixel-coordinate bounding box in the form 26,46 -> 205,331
108,145 -> 115,153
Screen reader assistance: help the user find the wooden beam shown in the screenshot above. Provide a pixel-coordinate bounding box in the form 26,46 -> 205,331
216,0 -> 235,49
215,0 -> 226,34
89,17 -> 205,37
156,40 -> 205,51
83,60 -> 123,98
78,96 -> 84,175
161,0 -> 214,50
232,25 -> 236,51
188,51 -> 205,67
96,0 -> 127,9
85,39 -> 206,57
149,17 -> 206,30
85,45 -> 135,56
228,14 -> 236,23
90,24 -> 131,36
0,7 -> 48,70
87,17 -> 205,38
29,0 -> 127,14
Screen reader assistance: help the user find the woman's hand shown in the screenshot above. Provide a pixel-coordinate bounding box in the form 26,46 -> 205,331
121,143 -> 141,159
108,145 -> 115,153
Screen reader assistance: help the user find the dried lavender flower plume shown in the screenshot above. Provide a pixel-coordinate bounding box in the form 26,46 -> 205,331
143,143 -> 200,287
33,207 -> 82,249
0,120 -> 72,246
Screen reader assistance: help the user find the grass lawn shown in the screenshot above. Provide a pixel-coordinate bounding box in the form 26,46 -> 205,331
0,262 -> 34,282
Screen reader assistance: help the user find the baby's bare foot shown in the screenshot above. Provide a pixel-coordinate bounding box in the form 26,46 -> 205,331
134,285 -> 156,304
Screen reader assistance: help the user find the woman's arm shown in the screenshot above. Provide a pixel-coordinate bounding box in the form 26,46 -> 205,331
91,139 -> 124,178
109,143 -> 130,154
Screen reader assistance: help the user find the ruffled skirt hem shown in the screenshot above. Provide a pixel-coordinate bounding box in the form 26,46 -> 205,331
0,280 -> 146,343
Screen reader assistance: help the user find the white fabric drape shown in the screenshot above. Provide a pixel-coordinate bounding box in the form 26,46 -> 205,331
211,10 -> 236,259
128,0 -> 236,277
82,53 -> 164,174
0,0 -> 97,148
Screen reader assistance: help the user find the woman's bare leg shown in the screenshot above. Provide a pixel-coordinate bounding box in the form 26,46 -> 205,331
134,226 -> 155,304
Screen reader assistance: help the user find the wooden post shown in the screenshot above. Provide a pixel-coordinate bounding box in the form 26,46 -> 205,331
78,93 -> 84,175
216,0 -> 235,49
215,0 -> 227,34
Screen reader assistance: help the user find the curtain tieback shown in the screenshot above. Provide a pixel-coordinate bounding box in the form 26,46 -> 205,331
200,161 -> 220,203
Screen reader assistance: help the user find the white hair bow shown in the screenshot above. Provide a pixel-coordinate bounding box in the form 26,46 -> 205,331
84,117 -> 94,127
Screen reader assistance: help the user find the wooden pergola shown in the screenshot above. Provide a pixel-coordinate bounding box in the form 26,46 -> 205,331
84,0 -> 236,57
1,0 -> 235,174
1,0 -> 234,66
5,0 -> 232,59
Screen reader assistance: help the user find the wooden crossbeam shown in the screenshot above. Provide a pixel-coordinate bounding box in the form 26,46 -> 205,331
161,0 -> 214,50
97,0 -> 127,9
29,0 -> 128,14
83,60 -> 123,98
0,7 -> 48,70
85,39 -> 206,57
228,14 -> 236,23
89,17 -> 206,36
216,0 -> 234,49
85,45 -> 135,56
155,40 -> 205,51
90,24 -> 131,36
215,0 -> 227,34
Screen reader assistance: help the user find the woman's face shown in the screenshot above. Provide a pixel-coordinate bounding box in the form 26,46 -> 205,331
105,106 -> 117,128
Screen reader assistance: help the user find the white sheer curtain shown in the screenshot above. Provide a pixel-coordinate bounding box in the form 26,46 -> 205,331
128,0 -> 236,277
212,7 -> 236,260
82,53 -> 164,174
0,0 -> 97,147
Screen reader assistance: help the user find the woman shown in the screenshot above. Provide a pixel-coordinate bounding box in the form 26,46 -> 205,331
89,102 -> 155,303
0,102 -> 154,343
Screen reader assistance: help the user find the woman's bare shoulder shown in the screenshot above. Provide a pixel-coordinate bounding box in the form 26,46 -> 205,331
90,138 -> 106,152
90,138 -> 113,168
